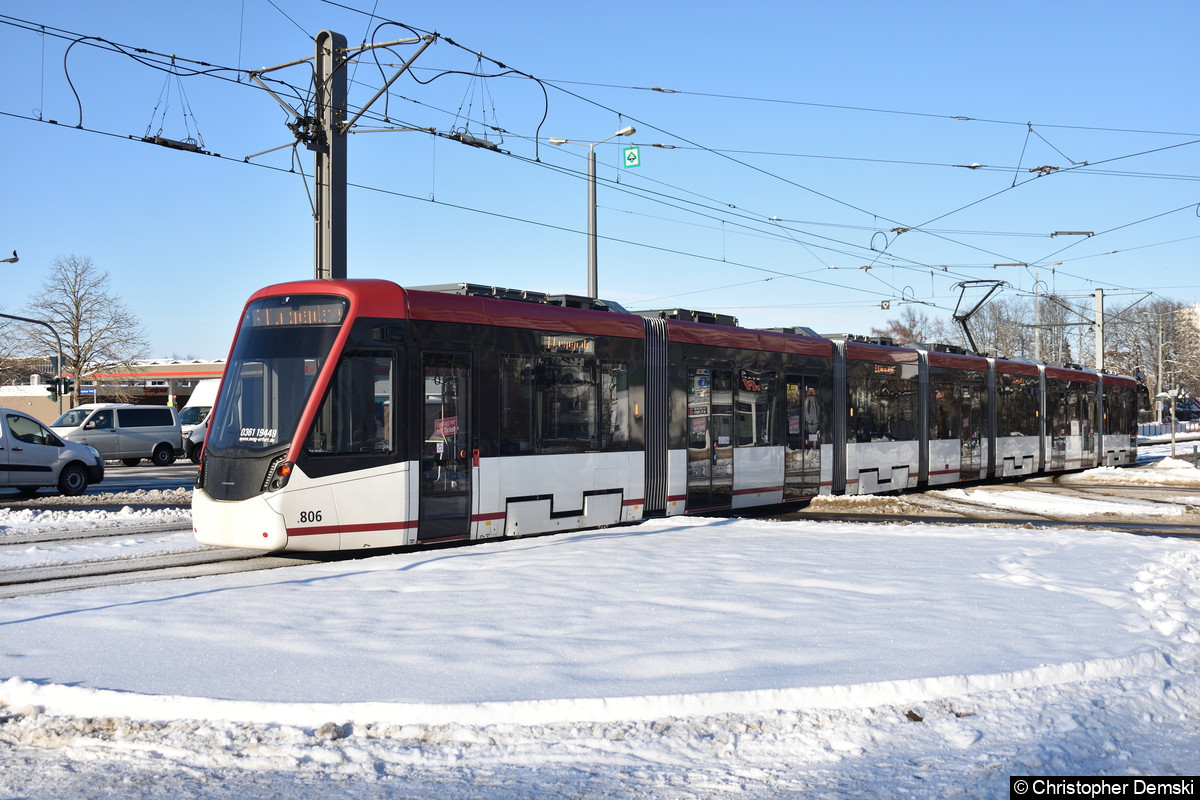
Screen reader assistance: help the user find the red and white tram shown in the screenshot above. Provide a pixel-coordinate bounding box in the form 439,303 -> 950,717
193,279 -> 1141,551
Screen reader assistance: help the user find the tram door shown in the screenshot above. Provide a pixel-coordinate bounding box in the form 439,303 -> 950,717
687,367 -> 733,511
1048,386 -> 1067,471
419,353 -> 472,540
960,382 -> 985,480
785,376 -> 823,498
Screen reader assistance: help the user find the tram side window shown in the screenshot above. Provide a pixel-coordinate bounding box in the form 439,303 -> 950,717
997,374 -> 1039,436
931,383 -> 958,440
930,369 -> 987,441
847,361 -> 917,442
305,353 -> 394,455
498,353 -> 630,455
499,355 -> 536,455
736,370 -> 776,446
1104,386 -> 1136,435
539,356 -> 598,451
1046,380 -> 1071,436
599,362 -> 631,450
1083,385 -> 1097,440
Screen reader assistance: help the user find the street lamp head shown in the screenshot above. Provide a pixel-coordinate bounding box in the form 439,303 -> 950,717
551,128 -> 634,147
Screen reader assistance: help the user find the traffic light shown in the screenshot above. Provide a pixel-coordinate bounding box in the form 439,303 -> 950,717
45,378 -> 59,402
60,376 -> 74,396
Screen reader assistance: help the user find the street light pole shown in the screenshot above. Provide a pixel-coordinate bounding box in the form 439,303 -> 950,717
549,126 -> 636,299
588,145 -> 598,298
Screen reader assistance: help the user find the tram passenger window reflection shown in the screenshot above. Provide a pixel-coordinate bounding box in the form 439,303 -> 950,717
305,353 -> 394,455
499,355 -> 535,456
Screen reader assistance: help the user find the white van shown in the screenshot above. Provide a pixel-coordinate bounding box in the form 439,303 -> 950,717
179,379 -> 219,464
51,403 -> 182,466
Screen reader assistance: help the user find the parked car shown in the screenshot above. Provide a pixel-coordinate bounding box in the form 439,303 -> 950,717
1169,398 -> 1200,422
0,407 -> 104,496
50,403 -> 182,466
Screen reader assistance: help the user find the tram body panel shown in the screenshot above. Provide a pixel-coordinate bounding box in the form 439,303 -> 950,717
927,438 -> 963,486
473,457 -> 502,539
1102,433 -> 1137,466
196,462 -> 419,551
996,435 -> 1040,477
731,446 -> 785,508
491,451 -> 642,537
1044,429 -> 1092,472
845,439 -> 919,495
324,463 -> 416,549
819,443 -> 835,495
666,448 -> 687,515
193,490 -> 291,550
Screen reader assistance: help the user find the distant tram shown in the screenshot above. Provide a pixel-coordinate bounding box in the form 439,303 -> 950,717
192,280 -> 1141,551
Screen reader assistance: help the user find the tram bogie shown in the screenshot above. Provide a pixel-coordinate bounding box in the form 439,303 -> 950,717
193,279 -> 1142,552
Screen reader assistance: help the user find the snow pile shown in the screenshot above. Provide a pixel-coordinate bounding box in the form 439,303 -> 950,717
0,502 -> 192,537
1065,457 -> 1200,487
933,486 -> 1195,518
806,492 -> 924,515
1,486 -> 192,509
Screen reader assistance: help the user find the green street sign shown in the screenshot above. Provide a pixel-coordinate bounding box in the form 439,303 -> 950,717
623,146 -> 640,168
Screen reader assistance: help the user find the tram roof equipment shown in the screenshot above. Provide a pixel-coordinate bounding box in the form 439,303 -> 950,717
412,283 -> 628,313
633,308 -> 740,327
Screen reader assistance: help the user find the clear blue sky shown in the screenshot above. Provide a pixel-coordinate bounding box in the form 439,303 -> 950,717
2,0 -> 1198,358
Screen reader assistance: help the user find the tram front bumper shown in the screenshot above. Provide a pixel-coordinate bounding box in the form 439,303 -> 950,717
192,491 -> 289,550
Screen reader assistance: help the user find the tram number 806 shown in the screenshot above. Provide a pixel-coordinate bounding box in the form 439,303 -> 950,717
298,510 -> 324,524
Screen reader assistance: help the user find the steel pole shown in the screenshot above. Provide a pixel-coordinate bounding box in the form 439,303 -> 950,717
314,30 -> 348,280
587,145 -> 598,299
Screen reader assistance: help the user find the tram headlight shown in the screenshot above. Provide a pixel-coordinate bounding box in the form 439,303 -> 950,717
263,456 -> 294,492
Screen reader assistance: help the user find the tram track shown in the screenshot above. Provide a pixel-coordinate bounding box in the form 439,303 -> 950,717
780,472 -> 1200,538
0,547 -> 326,600
0,522 -> 194,548
1045,472 -> 1200,503
789,504 -> 1200,537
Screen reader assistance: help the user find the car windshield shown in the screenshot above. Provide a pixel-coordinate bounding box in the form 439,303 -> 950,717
51,409 -> 92,428
204,295 -> 347,457
178,406 -> 209,426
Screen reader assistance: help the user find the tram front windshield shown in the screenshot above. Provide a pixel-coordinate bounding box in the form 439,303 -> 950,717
205,295 -> 347,457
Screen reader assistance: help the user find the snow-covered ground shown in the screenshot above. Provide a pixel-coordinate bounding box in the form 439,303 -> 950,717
1,445 -> 1198,798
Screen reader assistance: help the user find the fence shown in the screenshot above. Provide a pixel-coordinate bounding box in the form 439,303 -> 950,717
1138,420 -> 1200,438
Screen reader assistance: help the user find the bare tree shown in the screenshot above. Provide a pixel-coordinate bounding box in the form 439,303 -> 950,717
0,308 -> 18,365
0,302 -> 46,387
22,254 -> 149,407
1176,305 -> 1200,398
1089,297 -> 1200,411
870,306 -> 956,347
949,296 -> 1032,358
